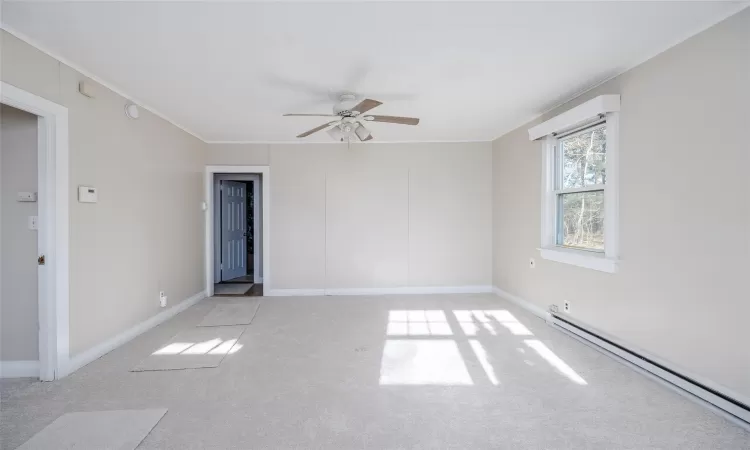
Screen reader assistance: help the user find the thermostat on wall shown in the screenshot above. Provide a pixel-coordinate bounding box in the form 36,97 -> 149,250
78,186 -> 98,203
17,192 -> 37,202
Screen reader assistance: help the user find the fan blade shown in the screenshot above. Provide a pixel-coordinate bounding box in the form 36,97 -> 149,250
369,115 -> 420,125
297,122 -> 333,138
352,98 -> 382,114
284,113 -> 339,117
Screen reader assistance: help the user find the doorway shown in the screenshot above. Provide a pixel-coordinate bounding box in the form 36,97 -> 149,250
1,82 -> 70,381
1,104 -> 40,376
207,168 -> 269,297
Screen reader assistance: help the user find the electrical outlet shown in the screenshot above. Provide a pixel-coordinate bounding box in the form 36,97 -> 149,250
564,300 -> 571,313
529,258 -> 536,269
159,291 -> 167,308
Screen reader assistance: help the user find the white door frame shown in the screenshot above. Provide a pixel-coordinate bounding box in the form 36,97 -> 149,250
205,165 -> 270,297
1,82 -> 70,381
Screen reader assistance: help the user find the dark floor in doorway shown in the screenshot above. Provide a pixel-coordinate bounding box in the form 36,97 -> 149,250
213,283 -> 263,297
247,283 -> 263,296
223,274 -> 255,284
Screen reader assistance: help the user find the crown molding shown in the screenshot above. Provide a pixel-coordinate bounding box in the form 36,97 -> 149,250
490,2 -> 750,143
6,1 -> 746,145
3,23 -> 489,146
1,24 -> 207,142
203,139 -> 492,145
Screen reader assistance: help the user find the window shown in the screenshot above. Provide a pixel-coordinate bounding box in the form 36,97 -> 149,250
555,122 -> 606,251
529,95 -> 620,273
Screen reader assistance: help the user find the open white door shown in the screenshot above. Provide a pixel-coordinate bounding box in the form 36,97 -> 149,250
220,181 -> 247,281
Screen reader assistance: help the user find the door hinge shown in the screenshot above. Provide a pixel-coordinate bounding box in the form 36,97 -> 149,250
220,263 -> 223,270
38,255 -> 46,265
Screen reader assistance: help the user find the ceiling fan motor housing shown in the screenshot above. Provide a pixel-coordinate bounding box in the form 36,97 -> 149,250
333,93 -> 359,116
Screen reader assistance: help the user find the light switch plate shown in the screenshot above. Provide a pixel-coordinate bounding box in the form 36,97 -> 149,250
28,216 -> 39,230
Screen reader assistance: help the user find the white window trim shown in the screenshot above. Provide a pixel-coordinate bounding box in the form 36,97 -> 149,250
533,95 -> 620,273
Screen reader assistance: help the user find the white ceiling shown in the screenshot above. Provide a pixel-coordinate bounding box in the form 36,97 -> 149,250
2,1 -> 745,142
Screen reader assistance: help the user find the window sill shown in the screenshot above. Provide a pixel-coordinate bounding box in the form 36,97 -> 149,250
538,247 -> 619,273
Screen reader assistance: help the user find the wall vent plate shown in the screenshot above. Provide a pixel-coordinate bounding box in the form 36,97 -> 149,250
78,186 -> 98,203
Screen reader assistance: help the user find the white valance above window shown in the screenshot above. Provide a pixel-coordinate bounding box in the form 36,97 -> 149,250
528,95 -> 621,141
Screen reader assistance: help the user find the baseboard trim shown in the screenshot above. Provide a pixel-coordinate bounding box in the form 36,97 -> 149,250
492,286 -> 550,320
62,291 -> 206,377
268,289 -> 326,297
0,360 -> 39,378
268,285 -> 493,297
492,286 -> 750,429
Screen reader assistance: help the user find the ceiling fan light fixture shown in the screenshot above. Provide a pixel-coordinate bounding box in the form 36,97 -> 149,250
284,96 -> 420,141
355,124 -> 371,141
327,126 -> 345,142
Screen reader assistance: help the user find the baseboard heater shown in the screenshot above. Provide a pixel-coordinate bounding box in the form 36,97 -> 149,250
547,311 -> 750,427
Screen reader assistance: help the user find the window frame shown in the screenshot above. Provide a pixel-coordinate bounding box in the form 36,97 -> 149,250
536,97 -> 620,273
554,121 -> 607,251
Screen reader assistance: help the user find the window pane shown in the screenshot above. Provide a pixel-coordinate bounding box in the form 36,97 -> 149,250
560,125 -> 606,189
559,191 -> 604,250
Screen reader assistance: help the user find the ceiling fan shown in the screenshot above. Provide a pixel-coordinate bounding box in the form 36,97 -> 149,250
283,94 -> 420,142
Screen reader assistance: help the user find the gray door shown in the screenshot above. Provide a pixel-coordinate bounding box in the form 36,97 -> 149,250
220,181 -> 247,281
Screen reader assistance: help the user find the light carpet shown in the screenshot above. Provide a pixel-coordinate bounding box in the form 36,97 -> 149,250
197,299 -> 260,327
16,409 -> 167,450
2,294 -> 748,449
131,326 -> 245,371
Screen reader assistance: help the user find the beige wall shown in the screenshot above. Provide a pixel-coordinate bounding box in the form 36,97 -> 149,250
492,10 -> 750,399
207,143 -> 269,166
207,142 -> 493,290
0,105 -> 39,361
1,31 -> 207,357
